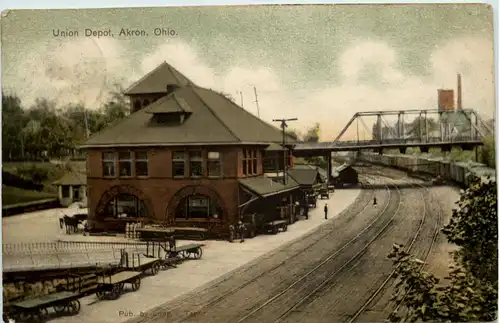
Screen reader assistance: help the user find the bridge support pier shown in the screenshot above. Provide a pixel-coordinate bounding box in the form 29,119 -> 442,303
326,153 -> 332,185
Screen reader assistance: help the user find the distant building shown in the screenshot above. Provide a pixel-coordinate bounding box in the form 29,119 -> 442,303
79,61 -> 298,236
52,171 -> 87,207
333,164 -> 358,187
438,89 -> 455,112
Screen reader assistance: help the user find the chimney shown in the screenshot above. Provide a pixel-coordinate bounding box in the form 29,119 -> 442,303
457,74 -> 462,110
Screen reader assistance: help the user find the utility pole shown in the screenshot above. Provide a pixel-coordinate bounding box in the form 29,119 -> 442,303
253,86 -> 261,118
239,91 -> 244,108
272,118 -> 298,185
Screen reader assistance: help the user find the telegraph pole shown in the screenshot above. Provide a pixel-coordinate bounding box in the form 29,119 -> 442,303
239,91 -> 244,108
253,86 -> 261,118
272,118 -> 298,185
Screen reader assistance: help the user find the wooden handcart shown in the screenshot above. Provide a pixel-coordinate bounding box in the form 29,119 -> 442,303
264,220 -> 288,234
167,243 -> 204,260
120,250 -> 162,276
319,187 -> 330,199
95,270 -> 141,301
11,291 -> 82,323
143,240 -> 181,270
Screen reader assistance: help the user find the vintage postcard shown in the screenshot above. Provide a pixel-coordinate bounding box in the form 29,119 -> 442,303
1,4 -> 496,323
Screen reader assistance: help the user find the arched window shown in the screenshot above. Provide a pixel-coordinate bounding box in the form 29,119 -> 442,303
175,194 -> 222,220
106,193 -> 149,219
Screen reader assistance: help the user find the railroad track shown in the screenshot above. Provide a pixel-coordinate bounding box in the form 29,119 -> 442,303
346,179 -> 442,322
127,177 -> 382,323
153,175 -> 399,323
130,173 -> 442,323
234,175 -> 402,323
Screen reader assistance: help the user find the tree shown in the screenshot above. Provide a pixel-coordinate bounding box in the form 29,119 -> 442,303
2,93 -> 27,160
388,175 -> 497,322
303,123 -> 320,142
480,135 -> 496,168
407,116 -> 438,139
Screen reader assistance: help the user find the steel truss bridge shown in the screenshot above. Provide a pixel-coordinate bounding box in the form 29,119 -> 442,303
293,109 -> 493,157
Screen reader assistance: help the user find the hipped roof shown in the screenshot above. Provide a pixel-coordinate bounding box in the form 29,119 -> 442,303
124,61 -> 194,95
52,172 -> 87,186
82,85 -> 296,148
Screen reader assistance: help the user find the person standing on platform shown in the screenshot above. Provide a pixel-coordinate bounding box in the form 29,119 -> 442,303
324,203 -> 328,219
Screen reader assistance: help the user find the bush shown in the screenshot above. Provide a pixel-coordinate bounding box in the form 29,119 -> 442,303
15,164 -> 50,184
388,175 -> 497,322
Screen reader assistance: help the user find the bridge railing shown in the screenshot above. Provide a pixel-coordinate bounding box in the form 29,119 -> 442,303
294,135 -> 483,149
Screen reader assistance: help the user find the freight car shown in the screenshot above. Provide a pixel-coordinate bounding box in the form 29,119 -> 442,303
359,152 -> 495,187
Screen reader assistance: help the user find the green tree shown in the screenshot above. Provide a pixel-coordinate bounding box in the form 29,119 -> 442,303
388,175 -> 497,322
2,93 -> 27,160
480,135 -> 496,168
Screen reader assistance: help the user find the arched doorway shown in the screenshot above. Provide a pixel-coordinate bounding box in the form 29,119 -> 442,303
105,193 -> 149,219
94,185 -> 153,220
175,194 -> 223,220
166,185 -> 227,223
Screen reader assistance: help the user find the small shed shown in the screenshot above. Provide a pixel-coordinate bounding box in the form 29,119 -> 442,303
52,171 -> 87,207
333,164 -> 358,187
287,168 -> 324,194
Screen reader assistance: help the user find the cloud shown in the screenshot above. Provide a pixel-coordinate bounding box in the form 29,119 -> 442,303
10,37 -> 130,109
7,35 -> 495,142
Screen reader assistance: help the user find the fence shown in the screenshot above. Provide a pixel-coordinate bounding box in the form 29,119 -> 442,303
2,240 -> 151,273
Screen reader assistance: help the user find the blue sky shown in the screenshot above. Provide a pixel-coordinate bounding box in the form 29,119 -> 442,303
1,1 -> 497,139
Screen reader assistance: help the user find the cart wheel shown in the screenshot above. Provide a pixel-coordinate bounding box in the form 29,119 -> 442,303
272,227 -> 278,235
66,300 -> 81,315
72,300 -> 81,314
131,277 -> 141,291
151,262 -> 160,275
194,247 -> 203,259
110,284 -> 122,300
96,290 -> 105,300
283,224 -> 288,232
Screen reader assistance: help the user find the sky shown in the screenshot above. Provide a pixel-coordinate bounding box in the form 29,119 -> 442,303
1,3 -> 496,140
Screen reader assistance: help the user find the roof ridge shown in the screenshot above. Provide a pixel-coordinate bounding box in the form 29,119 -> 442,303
166,63 -> 183,86
124,61 -> 168,94
171,92 -> 189,113
191,87 -> 241,142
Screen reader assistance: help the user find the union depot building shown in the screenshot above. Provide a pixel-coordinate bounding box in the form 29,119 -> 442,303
80,62 -> 319,238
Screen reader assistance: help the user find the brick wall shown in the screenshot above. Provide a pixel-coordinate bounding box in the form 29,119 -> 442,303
87,146 -> 244,233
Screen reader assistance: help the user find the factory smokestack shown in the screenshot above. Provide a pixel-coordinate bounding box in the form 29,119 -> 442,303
457,73 -> 462,110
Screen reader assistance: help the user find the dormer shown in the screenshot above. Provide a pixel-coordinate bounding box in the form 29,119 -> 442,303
145,92 -> 193,126
123,61 -> 195,114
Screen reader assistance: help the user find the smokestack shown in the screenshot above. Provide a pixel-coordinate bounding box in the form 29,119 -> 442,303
457,74 -> 462,110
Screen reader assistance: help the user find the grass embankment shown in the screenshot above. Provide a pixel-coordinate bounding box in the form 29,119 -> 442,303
2,161 -> 85,207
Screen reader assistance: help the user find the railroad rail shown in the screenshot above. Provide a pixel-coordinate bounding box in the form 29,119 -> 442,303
123,180 -> 378,323
346,170 -> 444,322
236,175 -> 401,323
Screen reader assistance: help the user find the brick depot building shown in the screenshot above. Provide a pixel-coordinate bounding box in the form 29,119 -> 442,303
81,62 -> 299,236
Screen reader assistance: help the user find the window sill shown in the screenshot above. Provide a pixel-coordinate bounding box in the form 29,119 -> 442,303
175,218 -> 221,223
103,175 -> 117,179
208,175 -> 222,179
119,176 -> 133,178
136,175 -> 149,179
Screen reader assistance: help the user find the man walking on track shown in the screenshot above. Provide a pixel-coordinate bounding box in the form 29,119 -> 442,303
324,203 -> 328,219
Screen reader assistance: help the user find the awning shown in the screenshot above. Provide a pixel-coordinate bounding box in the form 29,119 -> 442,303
239,176 -> 299,200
